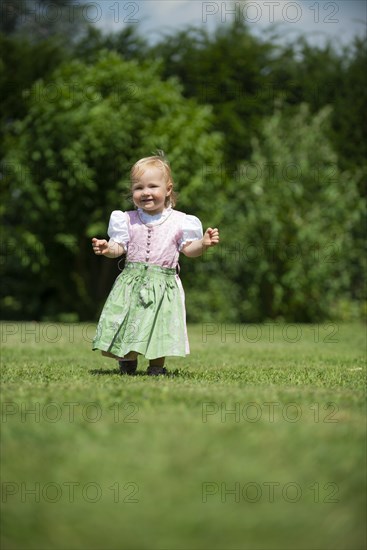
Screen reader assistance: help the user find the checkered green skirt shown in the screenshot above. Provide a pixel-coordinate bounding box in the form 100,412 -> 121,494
92,262 -> 189,360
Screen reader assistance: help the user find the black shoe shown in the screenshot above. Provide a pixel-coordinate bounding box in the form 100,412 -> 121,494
147,366 -> 167,376
119,360 -> 137,375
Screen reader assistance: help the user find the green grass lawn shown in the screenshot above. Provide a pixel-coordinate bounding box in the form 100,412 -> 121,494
1,322 -> 366,550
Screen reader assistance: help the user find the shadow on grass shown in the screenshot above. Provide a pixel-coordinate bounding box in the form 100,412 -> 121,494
89,368 -> 195,379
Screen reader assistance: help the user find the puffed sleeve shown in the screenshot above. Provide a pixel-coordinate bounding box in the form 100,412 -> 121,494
107,210 -> 129,248
179,214 -> 203,251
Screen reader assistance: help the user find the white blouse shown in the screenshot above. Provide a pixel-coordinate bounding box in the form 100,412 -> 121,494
108,208 -> 203,251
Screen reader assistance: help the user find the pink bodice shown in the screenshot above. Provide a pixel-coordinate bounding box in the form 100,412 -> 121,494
125,210 -> 186,269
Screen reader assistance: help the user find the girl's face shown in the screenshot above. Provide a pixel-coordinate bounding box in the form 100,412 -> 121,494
132,166 -> 172,215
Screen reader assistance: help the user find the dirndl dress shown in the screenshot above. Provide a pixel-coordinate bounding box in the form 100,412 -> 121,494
92,208 -> 203,360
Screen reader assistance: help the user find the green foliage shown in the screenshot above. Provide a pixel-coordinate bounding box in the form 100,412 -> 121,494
151,23 -> 367,176
0,33 -> 70,135
0,0 -> 87,42
151,21 -> 275,163
75,25 -> 149,63
216,104 -> 364,321
2,51 -> 223,320
268,36 -> 367,174
1,17 -> 365,322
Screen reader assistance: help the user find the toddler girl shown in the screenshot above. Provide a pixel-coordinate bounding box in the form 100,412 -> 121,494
92,154 -> 219,375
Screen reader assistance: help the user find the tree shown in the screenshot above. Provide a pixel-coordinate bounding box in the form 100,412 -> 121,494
217,103 -> 364,321
0,0 -> 90,156
2,51 -> 224,320
150,20 -> 275,164
0,0 -> 86,42
150,21 -> 367,178
0,33 -> 70,125
75,25 -> 149,63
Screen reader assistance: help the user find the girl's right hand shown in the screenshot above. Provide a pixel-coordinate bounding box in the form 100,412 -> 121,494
92,238 -> 109,255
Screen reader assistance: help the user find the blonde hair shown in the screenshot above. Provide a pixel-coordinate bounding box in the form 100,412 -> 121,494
130,153 -> 178,208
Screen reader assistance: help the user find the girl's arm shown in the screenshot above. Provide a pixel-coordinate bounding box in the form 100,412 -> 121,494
92,238 -> 125,258
181,228 -> 219,258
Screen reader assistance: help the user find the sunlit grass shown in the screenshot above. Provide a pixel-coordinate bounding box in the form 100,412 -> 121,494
1,322 -> 366,550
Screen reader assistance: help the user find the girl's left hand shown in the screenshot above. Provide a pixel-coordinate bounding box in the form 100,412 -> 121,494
203,227 -> 220,247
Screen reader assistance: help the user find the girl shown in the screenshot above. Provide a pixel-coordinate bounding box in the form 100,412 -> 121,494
91,154 -> 219,375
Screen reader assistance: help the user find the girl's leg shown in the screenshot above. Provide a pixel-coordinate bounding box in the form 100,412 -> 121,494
147,357 -> 167,376
123,351 -> 139,361
101,350 -> 138,374
119,351 -> 138,375
101,351 -> 138,360
149,357 -> 165,368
